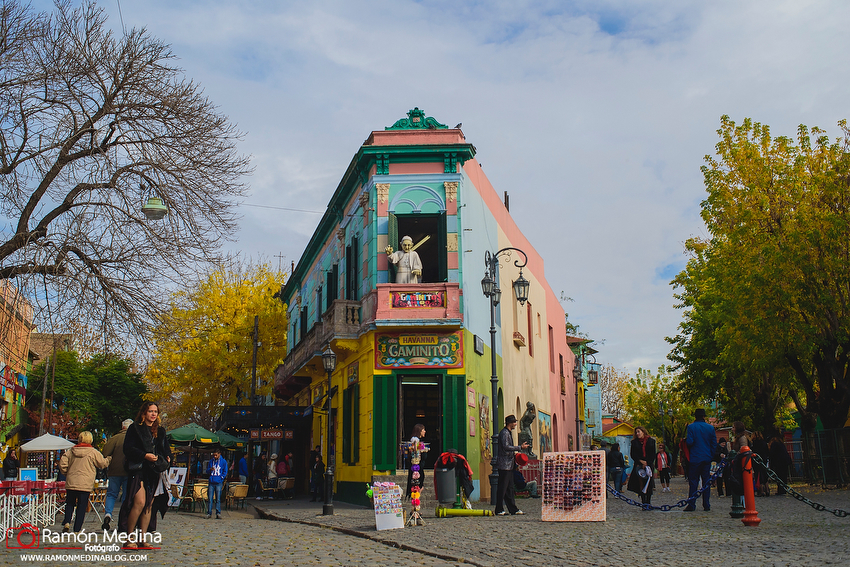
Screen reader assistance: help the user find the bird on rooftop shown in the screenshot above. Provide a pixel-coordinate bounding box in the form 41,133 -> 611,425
454,123 -> 462,129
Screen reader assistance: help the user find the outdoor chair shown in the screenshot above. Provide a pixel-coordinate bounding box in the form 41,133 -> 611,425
262,478 -> 278,500
191,483 -> 209,513
169,485 -> 193,512
226,483 -> 248,510
276,477 -> 295,499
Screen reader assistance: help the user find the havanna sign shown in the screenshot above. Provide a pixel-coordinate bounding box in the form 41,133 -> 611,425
375,332 -> 463,369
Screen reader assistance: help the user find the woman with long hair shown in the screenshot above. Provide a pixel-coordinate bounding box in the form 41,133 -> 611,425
627,426 -> 657,506
59,431 -> 110,533
117,401 -> 171,550
731,422 -> 749,451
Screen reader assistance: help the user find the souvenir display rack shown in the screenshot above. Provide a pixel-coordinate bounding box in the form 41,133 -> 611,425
371,482 -> 404,531
541,451 -> 606,522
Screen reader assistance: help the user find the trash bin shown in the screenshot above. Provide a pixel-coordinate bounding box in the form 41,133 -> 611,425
434,466 -> 456,504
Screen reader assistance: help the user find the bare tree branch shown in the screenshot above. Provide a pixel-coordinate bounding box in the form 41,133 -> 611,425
0,0 -> 251,351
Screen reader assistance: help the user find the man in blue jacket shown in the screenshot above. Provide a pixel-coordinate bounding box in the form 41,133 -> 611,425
206,449 -> 228,519
238,453 -> 248,484
684,408 -> 718,512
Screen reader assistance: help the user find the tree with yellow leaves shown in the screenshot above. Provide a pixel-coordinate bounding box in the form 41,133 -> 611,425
145,260 -> 287,429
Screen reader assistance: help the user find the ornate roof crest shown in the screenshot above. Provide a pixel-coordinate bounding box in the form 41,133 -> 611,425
385,107 -> 447,130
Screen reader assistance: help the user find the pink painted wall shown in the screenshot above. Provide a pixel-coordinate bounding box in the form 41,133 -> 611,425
388,162 -> 444,175
366,129 -> 466,146
463,158 -> 578,452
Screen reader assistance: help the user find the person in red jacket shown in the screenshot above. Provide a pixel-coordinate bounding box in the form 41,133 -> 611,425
678,437 -> 690,478
656,443 -> 672,492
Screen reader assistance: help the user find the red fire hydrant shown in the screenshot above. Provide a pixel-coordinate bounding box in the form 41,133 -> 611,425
740,446 -> 761,526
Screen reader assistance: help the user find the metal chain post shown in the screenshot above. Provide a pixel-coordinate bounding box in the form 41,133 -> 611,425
751,453 -> 849,518
607,458 -> 729,511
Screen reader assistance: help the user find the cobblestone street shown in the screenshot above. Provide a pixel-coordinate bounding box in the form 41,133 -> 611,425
3,477 -> 848,566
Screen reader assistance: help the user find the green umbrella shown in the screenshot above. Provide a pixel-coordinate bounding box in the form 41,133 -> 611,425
215,430 -> 246,449
167,423 -> 220,445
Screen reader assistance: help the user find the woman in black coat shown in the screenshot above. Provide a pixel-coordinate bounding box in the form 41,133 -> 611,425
751,431 -> 770,496
768,435 -> 792,495
117,401 -> 171,549
627,426 -> 657,505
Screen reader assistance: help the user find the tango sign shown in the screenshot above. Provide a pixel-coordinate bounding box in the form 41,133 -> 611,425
250,429 -> 283,440
375,332 -> 463,369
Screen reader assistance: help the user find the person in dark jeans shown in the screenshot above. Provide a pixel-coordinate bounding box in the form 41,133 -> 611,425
494,415 -> 530,516
310,454 -> 324,502
684,408 -> 718,511
607,443 -> 626,492
715,438 -> 730,496
253,452 -> 267,499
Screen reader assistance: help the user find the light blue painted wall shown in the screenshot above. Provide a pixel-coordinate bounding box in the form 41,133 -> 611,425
457,168 -> 503,354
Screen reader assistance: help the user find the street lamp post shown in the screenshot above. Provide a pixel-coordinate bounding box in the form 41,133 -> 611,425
322,346 -> 337,516
481,248 -> 530,505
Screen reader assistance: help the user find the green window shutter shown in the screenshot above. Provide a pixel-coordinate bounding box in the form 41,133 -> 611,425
388,213 -> 398,250
345,244 -> 353,299
438,213 -> 448,282
342,387 -> 351,464
351,235 -> 360,301
373,374 -> 398,470
387,213 -> 398,282
441,374 -> 467,456
352,383 -> 360,464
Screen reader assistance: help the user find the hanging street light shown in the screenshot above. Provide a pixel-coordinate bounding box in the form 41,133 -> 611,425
481,247 -> 529,505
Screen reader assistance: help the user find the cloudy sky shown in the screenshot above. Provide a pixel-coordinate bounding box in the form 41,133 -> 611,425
69,0 -> 850,373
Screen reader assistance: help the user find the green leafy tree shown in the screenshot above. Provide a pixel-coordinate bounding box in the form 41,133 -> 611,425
622,366 -> 701,451
669,116 -> 850,432
668,238 -> 793,436
27,351 -> 146,435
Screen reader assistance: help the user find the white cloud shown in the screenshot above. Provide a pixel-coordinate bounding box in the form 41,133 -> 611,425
74,0 -> 850,373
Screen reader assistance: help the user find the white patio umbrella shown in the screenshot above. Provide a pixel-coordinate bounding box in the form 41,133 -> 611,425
19,433 -> 75,452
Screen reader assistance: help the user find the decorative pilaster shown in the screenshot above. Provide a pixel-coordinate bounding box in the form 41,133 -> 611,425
444,181 -> 458,202
376,183 -> 390,217
376,184 -> 390,204
446,233 -> 458,252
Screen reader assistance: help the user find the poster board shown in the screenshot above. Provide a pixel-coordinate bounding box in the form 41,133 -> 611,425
167,467 -> 188,507
372,483 -> 404,531
541,451 -> 606,522
19,467 -> 38,482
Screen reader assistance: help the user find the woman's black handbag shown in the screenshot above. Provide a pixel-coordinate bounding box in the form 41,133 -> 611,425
126,461 -> 143,473
154,455 -> 170,473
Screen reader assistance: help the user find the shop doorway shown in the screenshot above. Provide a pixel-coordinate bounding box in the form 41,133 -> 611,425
399,375 -> 442,469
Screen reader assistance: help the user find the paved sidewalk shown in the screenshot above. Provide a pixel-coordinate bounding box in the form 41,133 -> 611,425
254,476 -> 850,566
2,477 -> 847,566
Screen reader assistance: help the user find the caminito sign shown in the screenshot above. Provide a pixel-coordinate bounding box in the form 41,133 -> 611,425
391,291 -> 445,308
375,332 -> 463,369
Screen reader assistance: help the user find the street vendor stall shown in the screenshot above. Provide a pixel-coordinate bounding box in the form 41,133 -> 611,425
19,433 -> 75,479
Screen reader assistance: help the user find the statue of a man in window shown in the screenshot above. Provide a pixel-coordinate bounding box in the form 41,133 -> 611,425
385,235 -> 422,283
